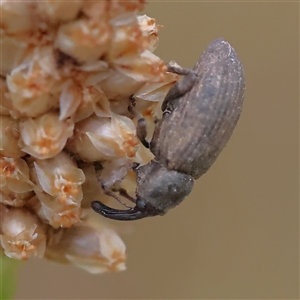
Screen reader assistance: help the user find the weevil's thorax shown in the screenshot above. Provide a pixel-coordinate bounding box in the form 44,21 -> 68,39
135,160 -> 194,215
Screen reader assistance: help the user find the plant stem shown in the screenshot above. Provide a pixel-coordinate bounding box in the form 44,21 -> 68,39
0,256 -> 21,300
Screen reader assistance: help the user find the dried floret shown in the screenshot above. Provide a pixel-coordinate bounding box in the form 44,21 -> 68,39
0,186 -> 35,208
0,0 -> 176,273
55,19 -> 111,64
33,152 -> 85,204
109,0 -> 146,18
6,47 -> 59,117
19,113 -> 74,159
0,78 -> 11,116
97,69 -> 145,116
31,152 -> 85,228
134,70 -> 181,103
37,195 -> 82,229
67,114 -> 139,161
0,206 -> 46,260
81,1 -> 108,20
108,14 -> 166,82
108,13 -> 146,61
0,2 -> 34,34
59,80 -> 83,121
0,32 -> 28,76
45,212 -> 126,273
115,50 -> 167,83
0,115 -> 24,158
0,157 -> 33,193
99,69 -> 144,103
137,15 -> 162,52
35,0 -> 83,23
59,81 -> 111,122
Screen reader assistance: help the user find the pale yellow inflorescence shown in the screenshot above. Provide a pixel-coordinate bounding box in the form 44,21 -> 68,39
0,0 -> 180,273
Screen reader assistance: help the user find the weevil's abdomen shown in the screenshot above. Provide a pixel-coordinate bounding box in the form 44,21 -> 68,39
154,38 -> 245,179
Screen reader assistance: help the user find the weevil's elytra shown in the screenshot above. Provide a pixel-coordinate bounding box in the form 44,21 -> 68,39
91,38 -> 245,221
155,38 -> 245,179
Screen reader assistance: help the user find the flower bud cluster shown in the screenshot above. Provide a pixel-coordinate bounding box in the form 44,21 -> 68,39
0,0 -> 179,273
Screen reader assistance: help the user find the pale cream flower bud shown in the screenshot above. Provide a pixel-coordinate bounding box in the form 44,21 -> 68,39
0,0 -> 175,273
32,152 -> 85,228
0,78 -> 11,116
6,47 -> 59,117
0,1 -> 34,34
33,152 -> 85,203
67,114 -> 139,161
134,71 -> 181,103
81,2 -> 108,19
0,186 -> 34,208
83,1 -> 145,21
55,19 -> 111,64
115,49 -> 167,83
38,196 -> 82,229
35,0 -> 82,23
0,206 -> 46,260
0,33 -> 27,76
108,0 -> 146,18
0,143 -> 34,207
0,115 -> 24,158
0,157 -> 33,194
45,212 -> 126,273
19,113 -> 74,159
59,80 -> 82,121
59,81 -> 111,122
99,70 -> 144,115
137,15 -> 162,52
108,13 -> 146,61
107,13 -> 166,82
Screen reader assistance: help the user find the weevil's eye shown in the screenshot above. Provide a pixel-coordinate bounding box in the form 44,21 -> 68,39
136,199 -> 146,211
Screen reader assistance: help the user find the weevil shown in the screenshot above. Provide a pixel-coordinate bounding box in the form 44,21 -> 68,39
91,38 -> 245,221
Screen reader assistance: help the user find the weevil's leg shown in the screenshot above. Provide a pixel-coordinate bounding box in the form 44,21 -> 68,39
111,186 -> 136,203
162,61 -> 198,112
128,98 -> 149,148
132,162 -> 140,171
136,118 -> 149,148
149,118 -> 163,157
102,186 -> 134,208
166,61 -> 196,76
94,162 -> 134,208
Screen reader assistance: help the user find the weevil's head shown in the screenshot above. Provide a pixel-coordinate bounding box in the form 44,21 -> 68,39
91,160 -> 194,221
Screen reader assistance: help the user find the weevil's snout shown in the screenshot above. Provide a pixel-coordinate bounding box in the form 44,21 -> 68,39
91,200 -> 159,221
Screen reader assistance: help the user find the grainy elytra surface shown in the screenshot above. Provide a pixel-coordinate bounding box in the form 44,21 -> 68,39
15,2 -> 298,299
155,38 -> 245,179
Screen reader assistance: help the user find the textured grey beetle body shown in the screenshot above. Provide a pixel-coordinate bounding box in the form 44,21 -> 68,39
151,38 -> 245,179
91,38 -> 245,220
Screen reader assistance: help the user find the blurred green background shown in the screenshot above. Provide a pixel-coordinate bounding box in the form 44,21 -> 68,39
13,2 -> 298,299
